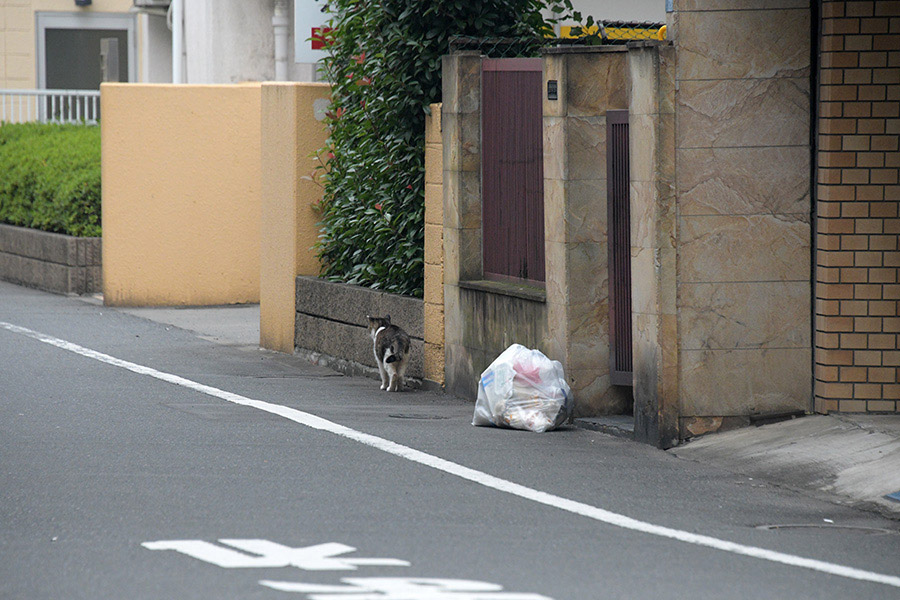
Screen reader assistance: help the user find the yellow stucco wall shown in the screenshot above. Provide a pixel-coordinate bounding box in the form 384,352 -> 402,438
259,82 -> 331,353
101,83 -> 262,307
423,103 -> 444,385
1,0 -> 134,89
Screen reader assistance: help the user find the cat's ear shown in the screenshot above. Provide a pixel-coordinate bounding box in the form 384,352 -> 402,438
385,315 -> 391,323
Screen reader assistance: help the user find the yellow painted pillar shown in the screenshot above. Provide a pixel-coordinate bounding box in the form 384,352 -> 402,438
259,82 -> 331,353
423,104 -> 445,386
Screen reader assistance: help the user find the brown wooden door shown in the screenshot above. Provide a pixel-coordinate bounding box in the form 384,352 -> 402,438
481,58 -> 544,284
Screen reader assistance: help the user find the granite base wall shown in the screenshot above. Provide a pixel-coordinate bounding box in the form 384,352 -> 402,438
295,276 -> 425,384
0,224 -> 101,295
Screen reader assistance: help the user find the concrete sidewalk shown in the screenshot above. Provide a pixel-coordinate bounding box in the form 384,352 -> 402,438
94,299 -> 900,518
672,413 -> 900,517
81,295 -> 261,347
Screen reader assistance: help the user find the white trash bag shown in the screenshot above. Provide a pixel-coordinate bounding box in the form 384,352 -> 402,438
472,344 -> 573,433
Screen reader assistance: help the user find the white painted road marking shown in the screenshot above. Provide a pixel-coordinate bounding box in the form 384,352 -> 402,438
142,539 -> 410,570
259,577 -> 554,599
4,320 -> 900,590
141,538 -> 550,598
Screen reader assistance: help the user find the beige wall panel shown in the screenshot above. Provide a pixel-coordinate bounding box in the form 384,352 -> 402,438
565,179 -> 607,244
676,0 -> 808,10
680,348 -> 812,416
102,83 -> 262,307
5,5 -> 31,30
565,50 -> 627,116
680,281 -> 811,350
677,9 -> 810,80
566,115 -> 607,181
32,1 -> 133,11
4,30 -> 32,55
679,214 -> 810,283
677,147 -> 810,216
4,54 -> 32,82
676,78 -> 809,148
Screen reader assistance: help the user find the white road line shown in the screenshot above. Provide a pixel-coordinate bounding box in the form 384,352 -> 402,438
3,319 -> 900,590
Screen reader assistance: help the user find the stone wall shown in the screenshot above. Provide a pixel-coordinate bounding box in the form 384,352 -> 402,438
442,49 -> 636,414
815,0 -> 900,412
441,53 -> 550,401
671,0 -> 813,437
542,46 -> 633,416
628,44 -> 679,447
423,104 -> 445,386
0,224 -> 101,295
295,276 -> 425,383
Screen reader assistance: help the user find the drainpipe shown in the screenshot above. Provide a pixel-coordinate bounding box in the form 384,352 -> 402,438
273,0 -> 289,81
171,0 -> 184,83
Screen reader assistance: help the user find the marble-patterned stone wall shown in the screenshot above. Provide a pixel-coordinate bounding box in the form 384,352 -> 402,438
441,53 -> 549,400
628,44 -> 679,447
671,0 -> 813,435
543,46 -> 633,416
441,49 -> 631,414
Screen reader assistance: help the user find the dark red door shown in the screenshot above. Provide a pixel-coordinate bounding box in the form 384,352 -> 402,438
481,58 -> 544,284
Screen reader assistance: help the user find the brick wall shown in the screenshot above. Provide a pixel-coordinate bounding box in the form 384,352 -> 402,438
816,0 -> 900,412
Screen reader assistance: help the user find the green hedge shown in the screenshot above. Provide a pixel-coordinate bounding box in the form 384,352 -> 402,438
0,122 -> 101,238
317,0 -> 574,298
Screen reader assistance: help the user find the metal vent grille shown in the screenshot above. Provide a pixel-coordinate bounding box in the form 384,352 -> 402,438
607,110 -> 633,386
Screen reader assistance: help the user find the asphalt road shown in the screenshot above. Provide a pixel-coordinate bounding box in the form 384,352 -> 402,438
1,280 -> 899,600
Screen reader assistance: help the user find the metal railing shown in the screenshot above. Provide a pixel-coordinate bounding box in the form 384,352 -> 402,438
0,89 -> 101,125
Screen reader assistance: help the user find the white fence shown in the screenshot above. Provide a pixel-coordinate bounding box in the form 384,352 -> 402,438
0,89 -> 101,125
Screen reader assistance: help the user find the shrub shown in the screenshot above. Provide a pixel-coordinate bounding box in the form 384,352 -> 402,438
0,122 -> 101,237
317,0 -> 573,298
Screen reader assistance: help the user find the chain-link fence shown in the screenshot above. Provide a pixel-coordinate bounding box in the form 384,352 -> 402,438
448,21 -> 665,58
449,35 -> 547,58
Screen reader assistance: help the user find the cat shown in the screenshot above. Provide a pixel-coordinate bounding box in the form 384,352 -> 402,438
366,315 -> 411,392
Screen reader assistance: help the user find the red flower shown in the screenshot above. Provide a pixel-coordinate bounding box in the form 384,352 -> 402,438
406,185 -> 413,190
375,203 -> 383,211
353,51 -> 366,65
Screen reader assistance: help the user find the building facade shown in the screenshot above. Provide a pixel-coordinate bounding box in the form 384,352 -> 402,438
437,0 -> 899,447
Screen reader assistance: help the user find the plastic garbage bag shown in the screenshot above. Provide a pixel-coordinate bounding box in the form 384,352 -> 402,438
472,344 -> 573,433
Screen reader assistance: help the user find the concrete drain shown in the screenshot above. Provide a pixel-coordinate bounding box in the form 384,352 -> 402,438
388,414 -> 451,420
756,524 -> 897,535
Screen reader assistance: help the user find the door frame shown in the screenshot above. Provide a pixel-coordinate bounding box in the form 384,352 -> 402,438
36,11 -> 137,89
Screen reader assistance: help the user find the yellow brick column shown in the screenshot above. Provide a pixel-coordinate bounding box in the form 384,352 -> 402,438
423,103 -> 445,386
259,82 -> 331,353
